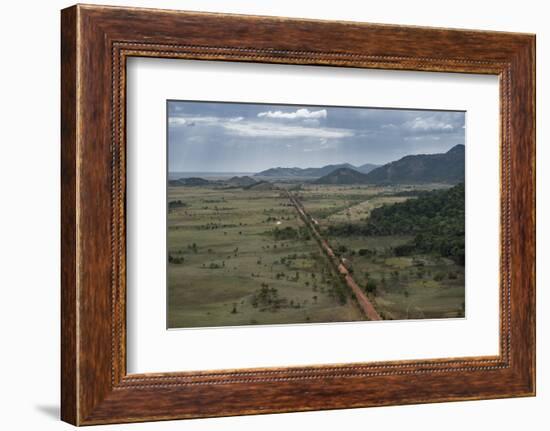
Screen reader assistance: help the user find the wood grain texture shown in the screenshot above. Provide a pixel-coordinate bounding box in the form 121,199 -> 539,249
60,4 -> 536,425
60,5 -> 78,425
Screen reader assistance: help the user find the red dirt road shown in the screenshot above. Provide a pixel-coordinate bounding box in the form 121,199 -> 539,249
286,191 -> 382,321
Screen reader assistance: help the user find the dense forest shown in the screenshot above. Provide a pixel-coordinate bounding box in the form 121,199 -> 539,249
326,183 -> 465,265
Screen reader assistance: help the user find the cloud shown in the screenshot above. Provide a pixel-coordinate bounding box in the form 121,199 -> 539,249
223,121 -> 352,139
378,114 -> 462,138
168,101 -> 465,171
169,114 -> 351,139
404,136 -> 441,141
302,119 -> 320,126
168,116 -> 217,126
257,108 -> 327,120
169,117 -> 188,126
403,116 -> 455,132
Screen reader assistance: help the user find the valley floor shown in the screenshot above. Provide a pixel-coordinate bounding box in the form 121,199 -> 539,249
167,183 -> 465,328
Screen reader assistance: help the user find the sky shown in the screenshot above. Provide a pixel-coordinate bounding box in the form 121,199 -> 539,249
168,101 -> 465,173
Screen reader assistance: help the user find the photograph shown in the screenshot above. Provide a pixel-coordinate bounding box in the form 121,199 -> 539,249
167,101 -> 466,328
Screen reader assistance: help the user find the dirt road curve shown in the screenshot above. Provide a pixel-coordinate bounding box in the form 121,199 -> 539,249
286,191 -> 382,321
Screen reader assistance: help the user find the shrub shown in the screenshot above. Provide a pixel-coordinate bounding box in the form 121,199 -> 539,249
434,271 -> 446,281
365,278 -> 378,294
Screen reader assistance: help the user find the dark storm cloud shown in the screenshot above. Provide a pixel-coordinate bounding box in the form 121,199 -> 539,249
168,101 -> 465,172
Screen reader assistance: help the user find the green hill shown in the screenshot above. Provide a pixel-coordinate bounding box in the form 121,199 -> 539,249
169,177 -> 211,186
245,180 -> 275,191
313,167 -> 369,184
364,144 -> 464,184
357,163 -> 379,174
226,176 -> 257,187
255,163 -> 365,178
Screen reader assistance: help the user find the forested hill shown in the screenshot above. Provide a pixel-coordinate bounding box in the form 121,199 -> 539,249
255,162 -> 378,178
327,183 -> 465,264
313,167 -> 369,184
363,144 -> 465,184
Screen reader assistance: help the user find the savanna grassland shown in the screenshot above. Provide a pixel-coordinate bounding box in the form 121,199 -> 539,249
167,185 -> 363,328
297,184 -> 465,320
167,181 -> 465,328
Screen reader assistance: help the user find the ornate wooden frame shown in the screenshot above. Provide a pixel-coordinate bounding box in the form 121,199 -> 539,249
61,4 -> 536,425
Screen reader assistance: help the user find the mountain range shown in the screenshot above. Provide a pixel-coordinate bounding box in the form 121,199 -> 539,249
314,145 -> 465,185
255,162 -> 379,178
169,145 -> 464,187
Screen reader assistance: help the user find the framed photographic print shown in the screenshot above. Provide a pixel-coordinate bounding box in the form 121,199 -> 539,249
61,4 -> 536,425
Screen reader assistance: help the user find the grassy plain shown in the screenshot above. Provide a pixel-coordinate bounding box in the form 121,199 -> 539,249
167,185 -> 363,328
297,184 -> 465,320
168,182 -> 465,328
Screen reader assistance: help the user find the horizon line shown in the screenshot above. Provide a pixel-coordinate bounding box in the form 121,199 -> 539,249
169,144 -> 465,174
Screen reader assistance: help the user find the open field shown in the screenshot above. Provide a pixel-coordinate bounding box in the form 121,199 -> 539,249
168,181 -> 465,328
296,184 -> 465,320
294,184 -> 449,226
167,185 -> 363,328
327,235 -> 465,319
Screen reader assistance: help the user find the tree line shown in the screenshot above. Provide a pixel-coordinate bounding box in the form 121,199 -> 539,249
326,183 -> 465,265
